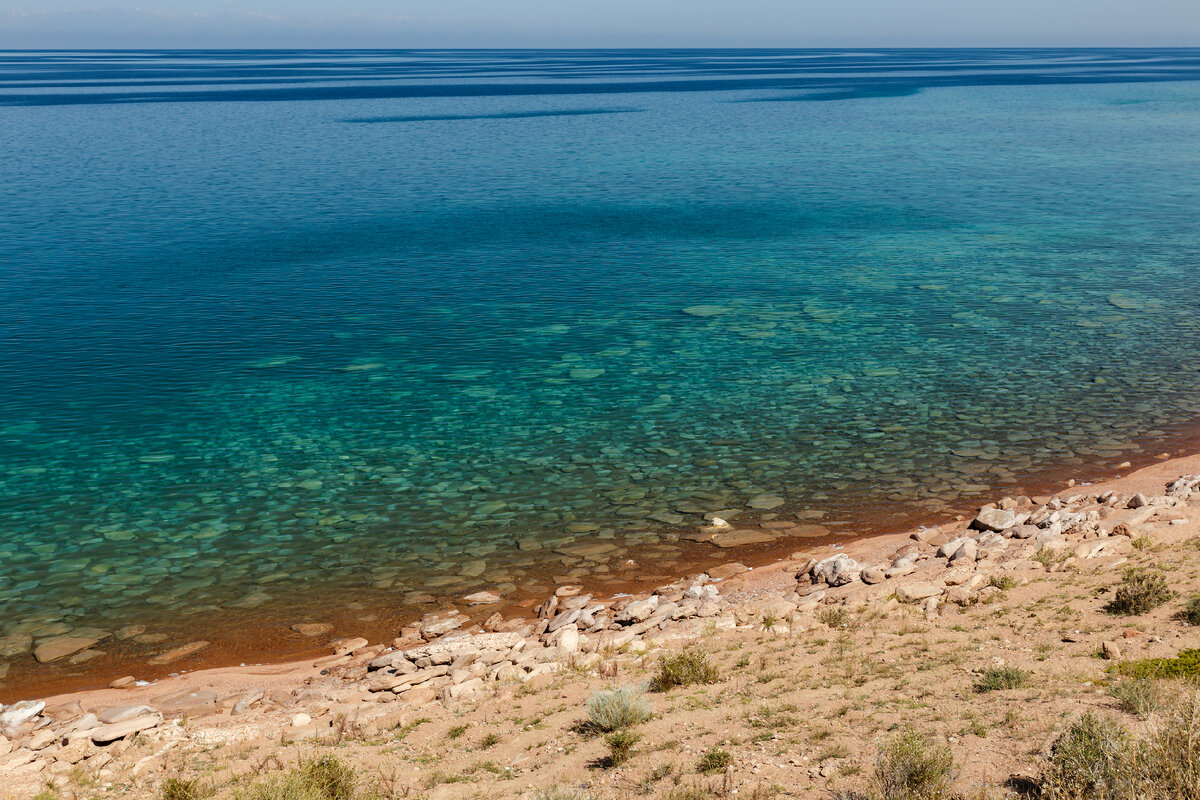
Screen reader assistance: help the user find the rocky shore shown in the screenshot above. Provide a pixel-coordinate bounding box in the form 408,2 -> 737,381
3,456 -> 1200,798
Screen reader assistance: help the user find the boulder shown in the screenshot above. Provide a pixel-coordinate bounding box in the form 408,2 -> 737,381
291,623 -> 333,637
616,598 -> 658,624
861,567 -> 886,585
884,558 -> 917,579
812,554 -> 861,587
972,508 -> 1017,533
949,539 -> 978,564
0,700 -> 44,730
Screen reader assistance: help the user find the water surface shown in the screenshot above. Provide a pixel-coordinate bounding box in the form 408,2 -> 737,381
3,49 -> 1200,678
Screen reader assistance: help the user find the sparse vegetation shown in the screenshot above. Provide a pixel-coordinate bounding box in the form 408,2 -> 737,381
604,730 -> 641,768
233,756 -> 357,800
987,574 -> 1017,591
1119,648 -> 1200,679
819,607 -> 853,630
160,779 -> 204,800
1108,678 -> 1161,718
649,648 -> 720,692
697,748 -> 733,774
586,685 -> 653,732
1039,690 -> 1200,798
974,665 -> 1030,693
1039,712 -> 1131,799
872,728 -> 955,800
1105,568 -> 1173,615
1180,595 -> 1200,626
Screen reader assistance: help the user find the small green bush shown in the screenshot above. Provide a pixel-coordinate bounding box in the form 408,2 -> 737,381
697,747 -> 733,774
874,729 -> 955,800
605,730 -> 641,768
161,779 -> 203,800
1039,712 -> 1133,798
819,607 -> 853,630
1105,569 -> 1173,615
532,789 -> 595,800
1039,690 -> 1200,799
586,685 -> 652,732
1108,678 -> 1161,718
974,665 -> 1030,693
987,574 -> 1017,591
1120,649 -> 1200,679
234,756 -> 356,800
1181,596 -> 1200,626
649,647 -> 720,692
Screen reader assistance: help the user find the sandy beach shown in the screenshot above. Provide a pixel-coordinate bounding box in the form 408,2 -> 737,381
2,440 -> 1198,798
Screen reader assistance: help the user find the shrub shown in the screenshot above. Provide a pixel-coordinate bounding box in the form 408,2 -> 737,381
874,729 -> 954,800
1039,713 -> 1133,799
234,756 -> 356,800
649,648 -> 719,692
161,779 -> 203,800
1108,678 -> 1161,718
1181,596 -> 1200,626
819,607 -> 852,630
1039,691 -> 1200,799
1105,569 -> 1173,615
697,747 -> 733,774
447,724 -> 468,740
1120,649 -> 1200,679
533,789 -> 595,800
974,665 -> 1030,693
605,730 -> 641,768
987,574 -> 1017,591
586,685 -> 652,732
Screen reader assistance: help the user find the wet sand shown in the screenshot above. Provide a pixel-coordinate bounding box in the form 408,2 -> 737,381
4,418 -> 1199,705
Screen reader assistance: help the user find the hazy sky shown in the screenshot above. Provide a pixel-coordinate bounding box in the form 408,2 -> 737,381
2,0 -> 1199,49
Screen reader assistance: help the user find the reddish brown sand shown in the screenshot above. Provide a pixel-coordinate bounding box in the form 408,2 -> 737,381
4,420 -> 1198,705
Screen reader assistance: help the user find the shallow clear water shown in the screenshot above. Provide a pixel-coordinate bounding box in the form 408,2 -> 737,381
3,50 -> 1200,654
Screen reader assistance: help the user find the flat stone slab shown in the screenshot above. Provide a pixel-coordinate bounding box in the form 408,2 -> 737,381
33,636 -> 99,663
708,562 -> 749,580
148,640 -> 210,665
747,494 -> 785,510
97,704 -> 157,724
89,714 -> 162,744
709,529 -> 775,548
407,632 -> 522,660
784,524 -> 831,538
553,541 -> 618,558
153,689 -> 216,714
895,582 -> 944,603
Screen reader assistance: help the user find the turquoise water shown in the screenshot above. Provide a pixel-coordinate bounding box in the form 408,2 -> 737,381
3,50 -> 1200,662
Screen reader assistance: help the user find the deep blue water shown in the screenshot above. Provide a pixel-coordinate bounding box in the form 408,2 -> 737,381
3,50 -> 1200,664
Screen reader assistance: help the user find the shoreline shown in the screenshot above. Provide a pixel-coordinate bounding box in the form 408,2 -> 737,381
4,420 -> 1199,704
1,441 -> 1198,793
